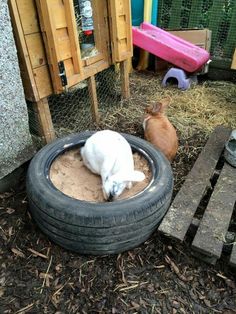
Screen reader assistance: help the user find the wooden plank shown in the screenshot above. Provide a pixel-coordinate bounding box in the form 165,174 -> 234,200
83,60 -> 110,81
108,0 -> 133,63
192,163 -> 236,262
36,0 -> 63,92
33,66 -> 53,99
90,0 -> 111,65
64,0 -> 83,74
190,217 -> 236,248
37,0 -> 84,92
56,28 -> 72,60
32,98 -> 55,143
231,49 -> 236,70
158,126 -> 231,241
84,52 -> 104,67
16,0 -> 39,34
50,0 -> 67,29
87,76 -> 99,124
25,33 -> 47,68
230,238 -> 236,268
68,60 -> 110,89
102,0 -> 112,66
9,0 -> 39,101
120,60 -> 130,99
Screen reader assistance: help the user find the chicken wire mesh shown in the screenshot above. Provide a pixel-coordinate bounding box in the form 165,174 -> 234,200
27,66 -> 122,145
158,0 -> 236,62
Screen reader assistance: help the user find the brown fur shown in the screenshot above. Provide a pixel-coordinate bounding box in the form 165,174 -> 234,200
143,97 -> 178,161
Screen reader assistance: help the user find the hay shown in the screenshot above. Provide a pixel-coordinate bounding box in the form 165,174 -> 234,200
99,71 -> 236,140
98,71 -> 236,195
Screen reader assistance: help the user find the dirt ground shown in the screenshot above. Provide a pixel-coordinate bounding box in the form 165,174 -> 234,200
0,72 -> 236,313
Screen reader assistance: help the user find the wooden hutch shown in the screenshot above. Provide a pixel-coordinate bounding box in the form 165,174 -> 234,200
9,0 -> 132,143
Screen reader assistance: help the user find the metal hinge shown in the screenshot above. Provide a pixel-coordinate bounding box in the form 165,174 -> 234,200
58,61 -> 68,87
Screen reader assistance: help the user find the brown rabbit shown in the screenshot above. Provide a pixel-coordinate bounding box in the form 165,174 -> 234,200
143,97 -> 178,161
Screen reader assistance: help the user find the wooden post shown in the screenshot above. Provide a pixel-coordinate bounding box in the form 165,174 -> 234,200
87,75 -> 99,123
32,97 -> 55,143
231,48 -> 236,69
120,60 -> 130,99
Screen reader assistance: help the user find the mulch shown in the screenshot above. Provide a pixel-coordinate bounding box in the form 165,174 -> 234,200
1,72 -> 236,313
0,158 -> 235,313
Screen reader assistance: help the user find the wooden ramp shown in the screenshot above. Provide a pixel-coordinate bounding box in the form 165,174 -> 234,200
158,126 -> 236,267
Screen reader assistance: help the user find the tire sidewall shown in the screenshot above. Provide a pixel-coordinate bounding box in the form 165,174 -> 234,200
27,131 -> 173,226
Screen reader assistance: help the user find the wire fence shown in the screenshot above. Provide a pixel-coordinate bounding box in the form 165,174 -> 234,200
28,66 -> 122,144
158,0 -> 236,64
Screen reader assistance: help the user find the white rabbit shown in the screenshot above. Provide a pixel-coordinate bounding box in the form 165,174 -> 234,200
80,130 -> 145,201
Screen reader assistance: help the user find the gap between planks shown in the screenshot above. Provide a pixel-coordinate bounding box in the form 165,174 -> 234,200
192,162 -> 236,263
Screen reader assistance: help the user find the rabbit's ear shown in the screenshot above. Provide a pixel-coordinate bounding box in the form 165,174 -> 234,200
116,171 -> 145,183
153,102 -> 162,113
131,171 -> 146,182
159,96 -> 171,109
152,97 -> 171,114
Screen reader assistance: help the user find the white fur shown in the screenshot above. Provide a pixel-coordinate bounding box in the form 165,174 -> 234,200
142,116 -> 151,131
81,130 -> 145,201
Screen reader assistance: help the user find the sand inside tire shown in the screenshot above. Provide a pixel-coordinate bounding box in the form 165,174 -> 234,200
49,149 -> 152,202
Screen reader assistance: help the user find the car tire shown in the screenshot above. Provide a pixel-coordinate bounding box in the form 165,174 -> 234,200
26,131 -> 173,255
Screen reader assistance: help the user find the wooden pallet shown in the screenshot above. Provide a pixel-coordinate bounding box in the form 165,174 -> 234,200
158,126 -> 236,267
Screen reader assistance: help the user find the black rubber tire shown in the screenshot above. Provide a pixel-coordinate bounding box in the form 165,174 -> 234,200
26,131 -> 173,255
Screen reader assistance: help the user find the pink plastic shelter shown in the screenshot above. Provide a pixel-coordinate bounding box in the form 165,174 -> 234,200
132,22 -> 210,73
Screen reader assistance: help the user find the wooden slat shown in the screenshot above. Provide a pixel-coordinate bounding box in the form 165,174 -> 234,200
108,0 -> 133,62
9,0 -> 39,101
90,0 -> 110,64
33,66 -> 53,99
85,60 -> 110,77
37,0 -> 86,91
50,0 -> 67,29
66,60 -> 110,89
87,76 -> 99,123
84,52 -> 103,67
32,98 -> 55,143
231,49 -> 236,70
192,163 -> 236,262
56,28 -> 73,60
25,33 -> 47,68
16,0 -> 39,34
37,0 -> 63,92
158,126 -> 231,241
102,0 -> 112,65
230,238 -> 236,268
120,60 -> 130,99
64,0 -> 83,74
